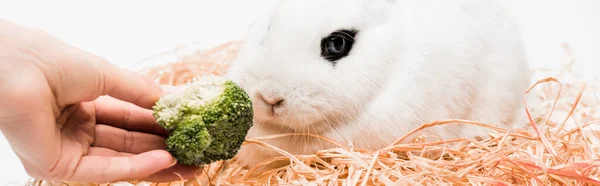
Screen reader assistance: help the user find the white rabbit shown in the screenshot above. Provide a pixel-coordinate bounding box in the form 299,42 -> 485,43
225,0 -> 531,168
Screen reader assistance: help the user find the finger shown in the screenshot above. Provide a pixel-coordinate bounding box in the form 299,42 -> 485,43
87,147 -> 200,182
94,96 -> 169,136
69,150 -> 175,183
99,63 -> 164,109
88,147 -> 134,157
49,44 -> 164,109
93,124 -> 167,154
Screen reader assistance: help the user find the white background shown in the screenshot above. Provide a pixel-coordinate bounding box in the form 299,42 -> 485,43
0,0 -> 599,184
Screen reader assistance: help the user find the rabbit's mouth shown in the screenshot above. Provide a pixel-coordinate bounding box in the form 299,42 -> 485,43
258,115 -> 343,135
252,101 -> 353,134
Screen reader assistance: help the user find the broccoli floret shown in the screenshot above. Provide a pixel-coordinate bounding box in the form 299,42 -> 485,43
152,75 -> 253,166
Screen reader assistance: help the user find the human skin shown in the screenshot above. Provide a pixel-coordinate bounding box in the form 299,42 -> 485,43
0,18 -> 198,183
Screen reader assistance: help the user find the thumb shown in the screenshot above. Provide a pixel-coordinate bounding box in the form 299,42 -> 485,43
50,45 -> 164,109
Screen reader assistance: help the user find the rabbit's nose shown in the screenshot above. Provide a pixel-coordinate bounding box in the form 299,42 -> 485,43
257,92 -> 284,107
255,92 -> 284,116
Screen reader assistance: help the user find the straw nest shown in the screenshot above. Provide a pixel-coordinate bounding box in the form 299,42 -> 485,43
29,41 -> 600,186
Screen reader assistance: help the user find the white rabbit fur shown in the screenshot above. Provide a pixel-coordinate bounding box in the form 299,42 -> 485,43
225,0 -> 531,168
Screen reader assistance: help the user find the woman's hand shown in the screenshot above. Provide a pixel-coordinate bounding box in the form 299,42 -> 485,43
0,19 -> 198,183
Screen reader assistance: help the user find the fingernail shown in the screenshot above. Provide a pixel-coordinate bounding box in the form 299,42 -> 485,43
169,158 -> 178,167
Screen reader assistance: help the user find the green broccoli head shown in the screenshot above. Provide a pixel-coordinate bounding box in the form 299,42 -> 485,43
152,75 -> 253,166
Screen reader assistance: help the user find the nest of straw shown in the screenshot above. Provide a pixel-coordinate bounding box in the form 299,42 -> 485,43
30,41 -> 600,186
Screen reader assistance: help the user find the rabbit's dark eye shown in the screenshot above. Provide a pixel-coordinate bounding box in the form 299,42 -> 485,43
320,29 -> 358,63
